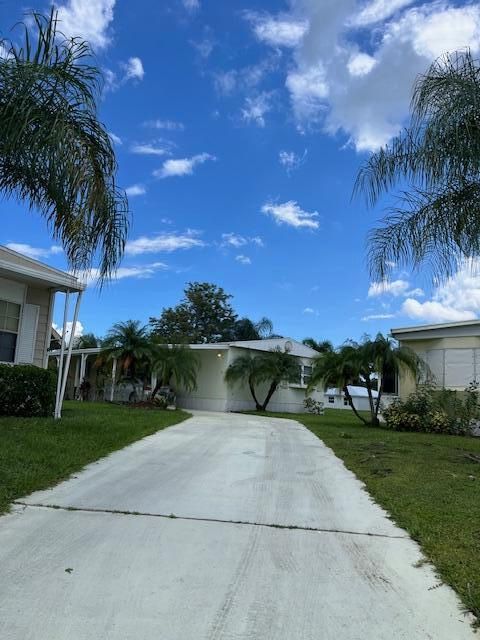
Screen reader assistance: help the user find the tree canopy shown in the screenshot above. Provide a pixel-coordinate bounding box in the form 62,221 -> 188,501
0,10 -> 128,280
149,282 -> 238,343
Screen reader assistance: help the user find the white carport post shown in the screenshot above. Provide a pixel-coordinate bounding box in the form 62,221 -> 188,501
54,289 -> 70,419
109,358 -> 117,402
54,290 -> 83,419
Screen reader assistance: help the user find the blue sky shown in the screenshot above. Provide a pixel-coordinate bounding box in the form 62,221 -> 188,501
2,0 -> 480,345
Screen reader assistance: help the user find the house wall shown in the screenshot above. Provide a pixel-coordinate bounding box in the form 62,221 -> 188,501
176,349 -> 229,412
25,286 -> 52,367
398,336 -> 480,397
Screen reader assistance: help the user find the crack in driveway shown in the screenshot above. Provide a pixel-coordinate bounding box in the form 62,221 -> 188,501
13,501 -> 409,539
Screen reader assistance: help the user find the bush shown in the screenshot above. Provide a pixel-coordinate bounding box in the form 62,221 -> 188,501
383,383 -> 479,436
0,365 -> 57,417
304,397 -> 324,414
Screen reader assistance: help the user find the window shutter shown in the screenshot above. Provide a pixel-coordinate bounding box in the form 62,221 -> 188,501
444,349 -> 475,388
16,304 -> 39,364
426,350 -> 444,386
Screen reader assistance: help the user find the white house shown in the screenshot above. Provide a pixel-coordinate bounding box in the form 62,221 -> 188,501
324,386 -> 380,411
0,244 -> 85,417
49,338 -> 325,413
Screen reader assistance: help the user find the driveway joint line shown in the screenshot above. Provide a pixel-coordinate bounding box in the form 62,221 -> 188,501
13,501 -> 408,540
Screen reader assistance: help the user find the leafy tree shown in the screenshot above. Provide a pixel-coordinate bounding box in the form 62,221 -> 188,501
150,282 -> 237,343
355,51 -> 480,280
225,348 -> 300,411
231,317 -> 274,341
309,334 -> 423,426
99,321 -> 152,378
0,10 -> 128,280
302,338 -> 334,354
151,344 -> 199,398
74,333 -> 99,349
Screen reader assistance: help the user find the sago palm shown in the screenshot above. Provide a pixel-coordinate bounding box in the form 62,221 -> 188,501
151,344 -> 199,397
99,321 -> 152,377
0,10 -> 128,280
355,50 -> 480,280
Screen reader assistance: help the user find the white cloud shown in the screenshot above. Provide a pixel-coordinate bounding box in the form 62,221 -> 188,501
125,184 -> 146,197
241,92 -> 272,127
53,320 -> 84,345
362,313 -> 396,321
130,142 -> 170,156
351,0 -> 415,26
221,233 -> 264,248
256,2 -> 480,150
192,38 -> 214,59
347,52 -> 377,77
75,262 -> 168,286
153,153 -> 215,179
303,307 -> 315,314
279,149 -> 307,174
401,299 -> 476,323
368,279 -> 410,297
56,0 -> 115,50
246,11 -> 309,48
144,119 -> 185,131
6,243 -> 63,259
122,57 -> 144,81
125,231 -> 204,256
108,132 -> 122,145
235,254 -> 251,265
183,0 -> 200,11
262,201 -> 319,230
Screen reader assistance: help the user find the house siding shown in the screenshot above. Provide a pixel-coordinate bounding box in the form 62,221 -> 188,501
25,286 -> 52,367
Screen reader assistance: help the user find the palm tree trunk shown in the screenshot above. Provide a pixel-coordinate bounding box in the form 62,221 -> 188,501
260,380 -> 279,411
374,379 -> 384,425
365,377 -> 376,425
248,375 -> 262,411
343,385 -> 369,425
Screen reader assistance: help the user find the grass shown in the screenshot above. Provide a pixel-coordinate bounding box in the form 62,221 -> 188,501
254,408 -> 480,623
0,401 -> 190,515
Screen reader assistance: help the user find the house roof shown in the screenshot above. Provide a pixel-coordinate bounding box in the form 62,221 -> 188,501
0,245 -> 85,293
391,319 -> 480,341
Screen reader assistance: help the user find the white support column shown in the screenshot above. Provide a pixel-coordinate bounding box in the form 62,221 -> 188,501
110,358 -> 117,402
54,290 -> 70,419
55,290 -> 83,420
79,353 -> 87,382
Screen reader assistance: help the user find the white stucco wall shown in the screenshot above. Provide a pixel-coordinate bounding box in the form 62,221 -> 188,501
176,349 -> 230,412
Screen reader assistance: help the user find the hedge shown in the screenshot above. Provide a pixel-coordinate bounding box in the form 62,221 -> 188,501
0,364 -> 57,417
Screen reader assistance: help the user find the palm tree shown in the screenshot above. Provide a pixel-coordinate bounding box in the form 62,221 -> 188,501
302,338 -> 334,354
74,333 -> 99,349
355,50 -> 480,280
99,321 -> 152,378
225,353 -> 264,410
0,10 -> 128,280
151,345 -> 199,398
309,347 -> 368,425
225,348 -> 300,411
231,317 -> 274,340
361,334 -> 424,425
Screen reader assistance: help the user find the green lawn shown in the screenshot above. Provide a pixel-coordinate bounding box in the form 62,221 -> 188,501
258,408 -> 480,623
0,401 -> 190,515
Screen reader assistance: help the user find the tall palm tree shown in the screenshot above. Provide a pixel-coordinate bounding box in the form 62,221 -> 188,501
99,321 -> 152,378
225,348 -> 300,411
0,10 -> 128,280
74,333 -> 99,349
151,345 -> 199,398
355,50 -> 480,280
302,338 -> 334,354
309,347 -> 368,424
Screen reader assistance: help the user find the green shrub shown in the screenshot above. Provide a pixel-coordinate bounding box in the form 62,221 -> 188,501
0,365 -> 57,417
383,383 -> 479,436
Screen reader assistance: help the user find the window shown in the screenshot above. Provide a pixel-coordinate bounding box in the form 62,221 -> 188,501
343,397 -> 349,406
302,365 -> 312,387
328,396 -> 335,404
0,300 -> 21,363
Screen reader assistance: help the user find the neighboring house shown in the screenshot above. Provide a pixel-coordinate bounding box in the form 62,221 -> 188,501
325,386 -> 380,411
392,320 -> 480,397
49,338 -> 324,412
0,245 -> 84,368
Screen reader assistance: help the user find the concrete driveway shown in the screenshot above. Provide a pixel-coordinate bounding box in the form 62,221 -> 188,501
0,412 -> 475,639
